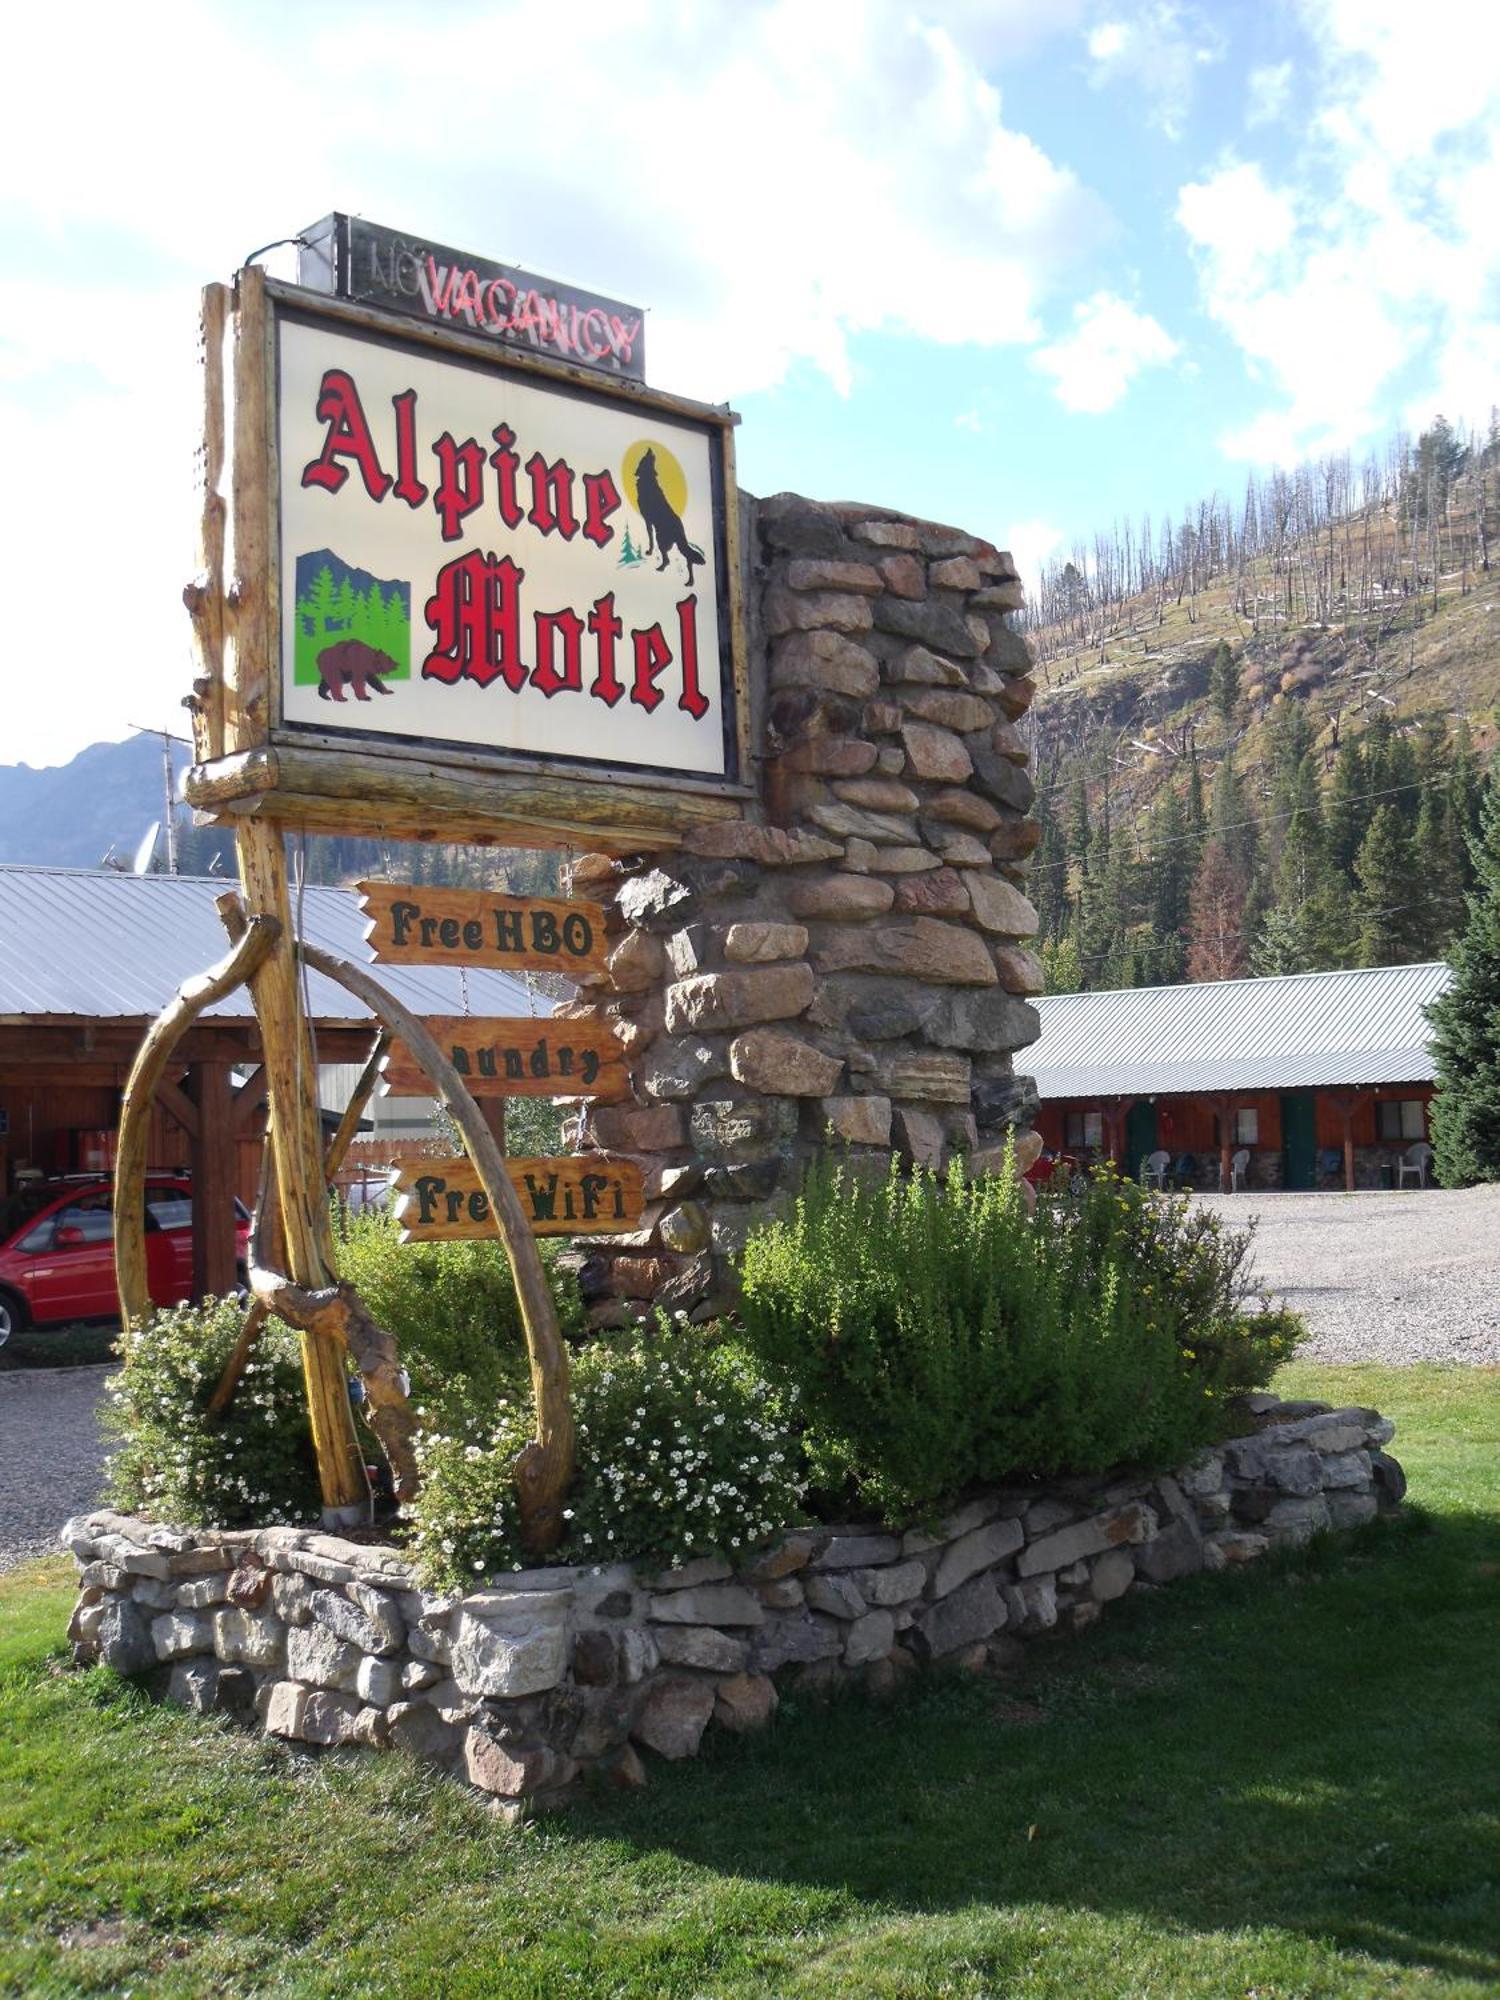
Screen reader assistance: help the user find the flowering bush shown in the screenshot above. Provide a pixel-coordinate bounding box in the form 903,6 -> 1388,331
336,1204 -> 584,1427
103,1296 -> 320,1527
739,1151 -> 1304,1522
403,1320 -> 803,1592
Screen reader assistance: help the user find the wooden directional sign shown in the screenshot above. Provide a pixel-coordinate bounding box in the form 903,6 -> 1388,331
392,1155 -> 645,1240
382,1019 -> 628,1100
357,881 -> 607,975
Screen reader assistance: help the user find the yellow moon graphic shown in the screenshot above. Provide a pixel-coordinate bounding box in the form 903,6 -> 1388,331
622,438 -> 689,518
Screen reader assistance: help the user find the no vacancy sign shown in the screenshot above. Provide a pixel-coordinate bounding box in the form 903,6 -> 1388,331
277,308 -> 737,783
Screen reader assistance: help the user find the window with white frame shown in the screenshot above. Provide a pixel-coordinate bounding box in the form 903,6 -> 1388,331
1233,1107 -> 1259,1147
1065,1111 -> 1104,1150
1376,1098 -> 1426,1141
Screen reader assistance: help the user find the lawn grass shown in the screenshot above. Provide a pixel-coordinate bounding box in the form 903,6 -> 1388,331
0,1321 -> 118,1371
2,1363 -> 1497,1998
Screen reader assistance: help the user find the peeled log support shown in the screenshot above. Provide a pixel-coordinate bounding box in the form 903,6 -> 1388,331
114,907 -> 281,1339
295,940 -> 574,1555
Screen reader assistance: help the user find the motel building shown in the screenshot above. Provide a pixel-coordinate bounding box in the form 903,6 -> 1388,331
1027,961 -> 1453,1194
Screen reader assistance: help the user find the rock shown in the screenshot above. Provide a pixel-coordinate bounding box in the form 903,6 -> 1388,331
604,931 -> 666,995
815,1533 -> 902,1569
387,1701 -> 460,1763
654,1626 -> 749,1672
918,1574 -> 1005,1657
885,644 -> 967,686
354,1655 -> 403,1707
926,828 -> 992,868
655,1560 -> 735,1597
815,918 -> 997,986
1371,1451 -> 1407,1508
450,1596 -> 570,1699
965,873 -> 1041,937
926,988 -> 1040,1054
766,587 -> 875,637
988,817 -> 1043,861
923,788 -> 1001,833
1131,1518 -> 1204,1584
606,1743 -> 650,1789
930,555 -> 982,589
933,1518 -> 1024,1597
892,868 -> 971,916
263,1680 -> 310,1741
724,921 -> 809,962
619,1629 -> 661,1684
874,596 -> 982,656
872,1050 -> 970,1102
1208,1531 -> 1270,1567
728,1027 -> 843,1096
901,721 -> 973,784
844,1609 -> 896,1665
966,1132 -> 1044,1181
785,557 -> 884,594
666,964 -> 815,1034
778,735 -> 879,778
464,1728 -> 574,1797
1089,1550 -> 1136,1603
998,1577 -> 1057,1635
745,1536 -> 815,1583
901,689 -> 995,733
310,1585 -> 404,1657
225,1560 -> 272,1609
759,494 -> 852,557
808,800 -> 920,844
968,737 -> 1036,813
1328,1490 -> 1380,1530
805,1573 -> 867,1620
615,867 -> 697,926
749,1611 -> 844,1672
993,945 -> 1046,995
640,1037 -> 730,1100
174,1574 -> 230,1611
879,553 -> 926,597
690,1096 -> 799,1159
820,1093 -> 893,1145
1264,1496 -> 1331,1546
850,517 -> 920,550
833,778 -> 922,813
850,1559 -> 928,1607
658,1202 -> 711,1254
994,675 -> 1036,718
786,873 -> 896,921
872,846 -> 942,873
682,823 -> 842,866
167,1660 -> 222,1714
401,1659 -> 443,1694
1018,1503 -> 1156,1577
1179,1452 -> 1225,1498
648,1585 -> 764,1626
769,628 -> 879,696
287,1621 -> 362,1691
713,1672 -> 779,1733
212,1605 -> 286,1669
893,1104 -> 944,1169
151,1610 -> 213,1662
587,1103 -> 687,1153
632,1676 -> 716,1760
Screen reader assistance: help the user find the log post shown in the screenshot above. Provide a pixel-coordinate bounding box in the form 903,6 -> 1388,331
188,1059 -> 237,1299
235,823 -> 367,1521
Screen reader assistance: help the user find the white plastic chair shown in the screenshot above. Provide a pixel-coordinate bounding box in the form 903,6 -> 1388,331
1397,1141 -> 1434,1188
1141,1149 -> 1171,1190
1229,1147 -> 1250,1192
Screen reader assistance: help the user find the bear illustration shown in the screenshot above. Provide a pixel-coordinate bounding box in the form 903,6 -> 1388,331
316,638 -> 399,702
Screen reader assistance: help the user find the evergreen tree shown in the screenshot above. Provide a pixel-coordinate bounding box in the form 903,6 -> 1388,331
1412,789 -> 1463,956
1040,934 -> 1083,994
1326,734 -> 1370,878
1209,640 -> 1239,732
1186,739 -> 1206,841
1448,721 -> 1487,892
304,563 -> 338,639
1208,751 -> 1260,881
1250,905 -> 1306,977
1066,774 -> 1093,867
1030,785 -> 1070,943
1428,782 -> 1500,1184
1353,804 -> 1421,963
1146,786 -> 1195,972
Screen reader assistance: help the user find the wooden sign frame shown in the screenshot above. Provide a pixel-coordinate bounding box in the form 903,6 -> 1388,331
183,266 -> 752,853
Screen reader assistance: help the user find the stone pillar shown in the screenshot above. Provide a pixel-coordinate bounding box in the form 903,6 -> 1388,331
559,493 -> 1045,1327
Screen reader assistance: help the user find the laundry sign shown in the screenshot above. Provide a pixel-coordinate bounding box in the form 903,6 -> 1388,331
278,304 -> 736,781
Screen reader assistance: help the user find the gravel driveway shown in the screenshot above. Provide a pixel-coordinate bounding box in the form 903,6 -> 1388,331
1199,1185 -> 1500,1367
0,1365 -> 113,1572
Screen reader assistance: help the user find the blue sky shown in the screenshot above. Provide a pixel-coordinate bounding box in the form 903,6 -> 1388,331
2,0 -> 1497,766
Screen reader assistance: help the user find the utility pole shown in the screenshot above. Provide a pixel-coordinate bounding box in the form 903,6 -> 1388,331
128,724 -> 191,874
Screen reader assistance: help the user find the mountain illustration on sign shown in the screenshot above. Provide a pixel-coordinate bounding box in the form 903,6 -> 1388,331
621,440 -> 704,587
293,550 -> 412,694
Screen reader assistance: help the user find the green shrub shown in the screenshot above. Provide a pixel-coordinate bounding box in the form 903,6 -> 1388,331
102,1296 -> 320,1527
404,1320 -> 803,1592
739,1153 -> 1303,1522
336,1203 -> 584,1428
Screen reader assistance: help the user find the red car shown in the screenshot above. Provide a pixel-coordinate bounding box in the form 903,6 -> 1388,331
1023,1147 -> 1084,1191
0,1175 -> 251,1348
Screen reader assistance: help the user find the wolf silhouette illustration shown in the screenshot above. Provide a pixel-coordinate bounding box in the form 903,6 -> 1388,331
316,638 -> 399,701
635,448 -> 705,588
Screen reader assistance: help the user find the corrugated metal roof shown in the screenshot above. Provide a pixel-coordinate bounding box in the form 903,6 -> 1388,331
1028,961 -> 1451,1100
0,864 -> 543,1023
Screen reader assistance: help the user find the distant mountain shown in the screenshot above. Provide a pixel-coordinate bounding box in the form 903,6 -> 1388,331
0,735 -> 190,869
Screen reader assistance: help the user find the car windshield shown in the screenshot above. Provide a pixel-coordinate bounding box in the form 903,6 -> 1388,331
0,1187 -> 59,1241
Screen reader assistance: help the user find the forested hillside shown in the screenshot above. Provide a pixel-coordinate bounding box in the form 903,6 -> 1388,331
1023,414 -> 1500,991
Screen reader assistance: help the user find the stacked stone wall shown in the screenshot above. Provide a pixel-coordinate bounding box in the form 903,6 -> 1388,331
67,1395 -> 1404,1815
559,493 -> 1047,1323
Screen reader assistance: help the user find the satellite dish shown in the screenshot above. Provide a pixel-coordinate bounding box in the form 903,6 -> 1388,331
131,822 -> 162,876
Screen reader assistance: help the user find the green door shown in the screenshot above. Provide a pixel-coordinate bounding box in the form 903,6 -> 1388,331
1125,1101 -> 1159,1181
1280,1092 -> 1317,1190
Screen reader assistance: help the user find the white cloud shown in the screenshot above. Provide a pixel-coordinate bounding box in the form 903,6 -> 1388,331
1246,61 -> 1293,127
1002,517 -> 1066,589
0,0 -> 1109,765
1033,291 -> 1179,412
955,408 -> 985,433
1177,6 -> 1500,463
1084,1 -> 1224,139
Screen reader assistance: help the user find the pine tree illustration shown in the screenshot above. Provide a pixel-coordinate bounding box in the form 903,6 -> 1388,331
618,524 -> 642,566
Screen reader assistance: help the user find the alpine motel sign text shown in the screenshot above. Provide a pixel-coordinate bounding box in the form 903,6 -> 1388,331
277,301 -> 734,783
